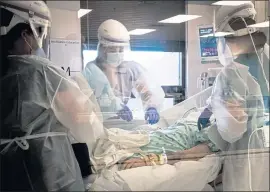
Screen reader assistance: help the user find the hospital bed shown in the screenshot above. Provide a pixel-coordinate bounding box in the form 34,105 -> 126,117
103,115 -> 147,130
87,86 -> 269,191
159,85 -> 269,129
158,86 -> 213,127
85,87 -> 219,191
157,86 -> 269,191
101,87 -> 213,131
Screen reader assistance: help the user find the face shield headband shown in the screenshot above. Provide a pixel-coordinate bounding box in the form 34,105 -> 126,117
29,18 -> 51,58
98,35 -> 130,47
215,4 -> 257,37
0,2 -> 51,58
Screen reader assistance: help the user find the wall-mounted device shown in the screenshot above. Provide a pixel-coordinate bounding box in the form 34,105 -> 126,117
162,86 -> 185,105
198,68 -> 223,91
208,67 -> 222,86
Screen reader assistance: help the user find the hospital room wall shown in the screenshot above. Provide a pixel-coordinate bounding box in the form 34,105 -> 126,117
185,3 -> 222,98
254,1 -> 269,43
47,1 -> 82,71
254,0 -> 269,83
254,0 -> 269,23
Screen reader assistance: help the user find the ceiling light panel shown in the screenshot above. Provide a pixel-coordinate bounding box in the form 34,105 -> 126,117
129,29 -> 156,35
212,1 -> 251,6
78,9 -> 92,18
159,15 -> 201,23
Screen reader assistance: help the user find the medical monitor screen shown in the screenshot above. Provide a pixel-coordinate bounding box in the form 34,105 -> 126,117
199,26 -> 218,63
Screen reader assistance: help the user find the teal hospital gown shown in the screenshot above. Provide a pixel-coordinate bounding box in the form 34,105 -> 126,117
139,121 -> 219,155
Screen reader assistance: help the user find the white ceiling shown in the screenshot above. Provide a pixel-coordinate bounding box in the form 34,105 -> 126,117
80,1 -> 186,41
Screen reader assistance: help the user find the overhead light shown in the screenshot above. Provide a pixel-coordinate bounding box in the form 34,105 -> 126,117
200,32 -> 234,37
129,29 -> 156,35
159,15 -> 201,24
212,1 -> 251,6
78,9 -> 92,18
248,21 -> 269,28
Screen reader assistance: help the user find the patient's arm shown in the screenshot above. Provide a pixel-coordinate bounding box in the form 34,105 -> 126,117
166,143 -> 212,165
121,143 -> 212,170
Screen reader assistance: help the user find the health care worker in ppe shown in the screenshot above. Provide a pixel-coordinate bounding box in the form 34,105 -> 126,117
83,19 -> 165,125
198,2 -> 269,130
0,1 -> 104,191
216,2 -> 269,113
199,1 -> 269,191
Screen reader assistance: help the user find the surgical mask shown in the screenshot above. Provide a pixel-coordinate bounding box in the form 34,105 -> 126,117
106,52 -> 124,67
24,37 -> 47,58
31,47 -> 47,58
217,37 -> 234,66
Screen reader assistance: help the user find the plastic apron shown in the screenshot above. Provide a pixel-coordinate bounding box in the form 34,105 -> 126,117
208,62 -> 269,191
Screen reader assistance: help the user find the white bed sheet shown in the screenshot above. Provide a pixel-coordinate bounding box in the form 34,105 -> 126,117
88,111 -> 268,191
89,110 -> 221,191
89,154 -> 222,191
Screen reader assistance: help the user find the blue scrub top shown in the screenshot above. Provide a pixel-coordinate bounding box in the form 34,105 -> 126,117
235,53 -> 269,112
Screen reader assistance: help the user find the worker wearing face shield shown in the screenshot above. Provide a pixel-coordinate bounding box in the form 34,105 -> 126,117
0,1 -> 105,191
198,1 -> 269,129
224,15 -> 269,113
198,1 -> 269,191
83,19 -> 165,125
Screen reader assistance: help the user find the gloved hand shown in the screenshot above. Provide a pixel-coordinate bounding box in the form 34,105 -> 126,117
145,107 -> 160,125
117,104 -> 133,122
197,108 -> 213,131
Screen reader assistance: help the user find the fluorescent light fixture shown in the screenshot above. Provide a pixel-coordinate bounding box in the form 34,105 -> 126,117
78,9 -> 92,18
200,32 -> 234,37
159,15 -> 201,24
248,21 -> 269,28
212,1 -> 251,6
129,29 -> 156,35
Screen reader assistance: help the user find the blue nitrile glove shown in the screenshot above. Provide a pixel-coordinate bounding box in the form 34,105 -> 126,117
117,104 -> 133,122
197,108 -> 213,131
145,107 -> 160,125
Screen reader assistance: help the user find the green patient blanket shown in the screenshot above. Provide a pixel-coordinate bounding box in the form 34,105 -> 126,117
139,121 -> 219,155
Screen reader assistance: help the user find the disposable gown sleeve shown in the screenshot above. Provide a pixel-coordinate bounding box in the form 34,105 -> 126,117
83,62 -> 111,98
45,66 -> 105,144
210,66 -> 249,143
258,50 -> 269,112
130,62 -> 165,111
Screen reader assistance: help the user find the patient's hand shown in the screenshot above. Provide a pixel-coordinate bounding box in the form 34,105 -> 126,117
121,158 -> 147,170
121,154 -> 158,170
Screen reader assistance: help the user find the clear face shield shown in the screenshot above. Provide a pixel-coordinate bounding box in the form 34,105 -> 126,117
29,17 -> 51,58
216,16 -> 257,64
97,39 -> 131,67
216,22 -> 269,114
221,15 -> 269,108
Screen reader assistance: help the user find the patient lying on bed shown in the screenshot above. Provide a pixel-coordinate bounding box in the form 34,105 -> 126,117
71,74 -> 219,172
120,121 -> 220,170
